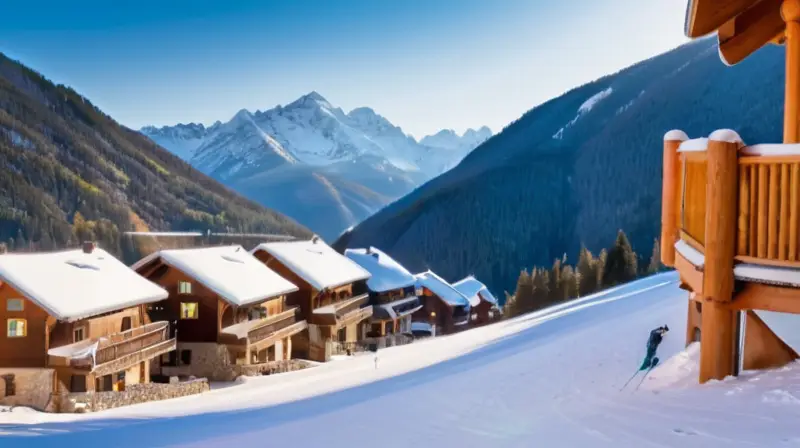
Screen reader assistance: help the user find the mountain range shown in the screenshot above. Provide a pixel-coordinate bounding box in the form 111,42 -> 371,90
141,93 -> 491,239
0,53 -> 312,263
335,37 -> 786,301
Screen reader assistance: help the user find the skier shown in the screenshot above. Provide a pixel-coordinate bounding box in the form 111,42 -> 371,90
620,324 -> 669,391
640,325 -> 669,371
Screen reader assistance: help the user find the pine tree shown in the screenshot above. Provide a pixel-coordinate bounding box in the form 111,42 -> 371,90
508,269 -> 534,317
531,268 -> 550,307
561,265 -> 579,300
647,238 -> 662,274
603,230 -> 638,286
577,246 -> 600,297
549,258 -> 563,302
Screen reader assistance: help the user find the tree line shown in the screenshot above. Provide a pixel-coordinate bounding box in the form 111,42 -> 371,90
503,230 -> 662,318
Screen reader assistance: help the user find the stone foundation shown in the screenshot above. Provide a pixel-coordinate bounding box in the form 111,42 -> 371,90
0,368 -> 56,412
55,379 -> 209,413
163,342 -> 237,381
233,359 -> 313,377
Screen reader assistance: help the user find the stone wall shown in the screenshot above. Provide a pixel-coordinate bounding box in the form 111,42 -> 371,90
163,342 -> 236,381
56,379 -> 209,413
234,359 -> 313,377
0,368 -> 56,411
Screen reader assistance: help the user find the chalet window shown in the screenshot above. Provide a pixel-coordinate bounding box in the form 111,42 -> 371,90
6,319 -> 26,337
471,313 -> 478,321
180,350 -> 192,365
2,374 -> 15,397
178,282 -> 192,295
180,302 -> 199,319
70,375 -> 86,393
6,298 -> 23,312
73,327 -> 85,342
121,316 -> 132,332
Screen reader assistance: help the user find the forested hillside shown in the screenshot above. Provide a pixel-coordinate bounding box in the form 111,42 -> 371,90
0,53 -> 312,262
337,37 -> 786,301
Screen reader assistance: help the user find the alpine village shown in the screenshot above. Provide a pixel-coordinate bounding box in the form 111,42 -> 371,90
0,237 -> 501,412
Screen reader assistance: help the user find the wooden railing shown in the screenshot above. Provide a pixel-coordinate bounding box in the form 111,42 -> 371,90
334,294 -> 370,319
736,157 -> 800,265
94,321 -> 170,365
247,309 -> 299,344
664,131 -> 800,270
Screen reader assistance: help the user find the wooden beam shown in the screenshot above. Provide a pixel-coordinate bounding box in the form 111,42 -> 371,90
785,0 -> 800,142
675,251 -> 704,295
662,131 -> 686,267
686,0 -> 762,38
718,0 -> 785,66
731,282 -> 800,313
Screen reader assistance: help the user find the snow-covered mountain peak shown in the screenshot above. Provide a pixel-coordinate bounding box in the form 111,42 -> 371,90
420,127 -> 492,151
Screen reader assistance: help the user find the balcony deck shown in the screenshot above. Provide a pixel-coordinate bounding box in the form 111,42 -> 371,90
312,293 -> 372,327
49,321 -> 176,375
221,308 -> 308,351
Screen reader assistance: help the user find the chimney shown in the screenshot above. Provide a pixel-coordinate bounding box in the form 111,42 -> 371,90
311,235 -> 319,244
82,241 -> 96,254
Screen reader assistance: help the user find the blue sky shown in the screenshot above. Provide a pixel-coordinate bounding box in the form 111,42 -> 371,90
1,0 -> 688,139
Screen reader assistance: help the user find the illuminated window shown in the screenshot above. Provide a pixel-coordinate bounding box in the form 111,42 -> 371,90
6,299 -> 23,312
180,302 -> 198,319
7,319 -> 26,337
179,282 -> 192,295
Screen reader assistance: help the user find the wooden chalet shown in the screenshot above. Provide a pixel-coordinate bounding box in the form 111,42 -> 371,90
413,271 -> 471,335
345,247 -> 423,341
132,245 -> 305,380
662,0 -> 800,383
251,237 -> 373,362
0,243 -> 175,410
452,276 -> 502,326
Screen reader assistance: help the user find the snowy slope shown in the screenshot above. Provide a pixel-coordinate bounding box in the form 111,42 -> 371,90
6,272 -> 799,447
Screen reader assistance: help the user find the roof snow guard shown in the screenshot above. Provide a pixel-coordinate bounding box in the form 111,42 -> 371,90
0,248 -> 168,322
684,0 -> 785,66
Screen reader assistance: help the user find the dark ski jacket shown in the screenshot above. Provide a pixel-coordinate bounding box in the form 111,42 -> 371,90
646,328 -> 664,353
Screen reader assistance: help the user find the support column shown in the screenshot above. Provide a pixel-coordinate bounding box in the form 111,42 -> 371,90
661,130 -> 688,267
699,130 -> 741,383
783,0 -> 800,143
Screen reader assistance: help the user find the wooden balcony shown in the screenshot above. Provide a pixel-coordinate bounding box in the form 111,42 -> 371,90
312,293 -> 372,327
52,321 -> 176,375
221,308 -> 308,352
662,130 -> 800,383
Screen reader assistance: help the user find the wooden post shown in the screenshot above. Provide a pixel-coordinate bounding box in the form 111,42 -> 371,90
661,130 -> 687,267
700,130 -> 741,383
784,0 -> 800,143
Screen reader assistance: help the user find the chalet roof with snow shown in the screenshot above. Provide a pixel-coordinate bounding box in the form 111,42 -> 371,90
344,247 -> 415,293
252,238 -> 371,291
414,271 -> 471,308
0,247 -> 168,322
132,245 -> 297,306
452,276 -> 499,307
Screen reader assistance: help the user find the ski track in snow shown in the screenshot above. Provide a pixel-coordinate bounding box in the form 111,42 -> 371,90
3,272 -> 800,446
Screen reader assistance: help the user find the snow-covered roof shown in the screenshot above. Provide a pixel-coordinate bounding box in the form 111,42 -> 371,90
344,247 -> 415,292
133,245 -> 297,307
0,248 -> 168,322
252,238 -> 371,291
452,276 -> 499,306
414,271 -> 471,308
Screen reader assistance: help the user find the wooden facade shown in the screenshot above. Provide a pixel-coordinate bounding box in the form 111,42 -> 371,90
664,0 -> 800,384
134,257 -> 307,376
252,249 -> 373,362
359,282 -> 421,337
0,277 -> 175,395
412,287 -> 470,335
